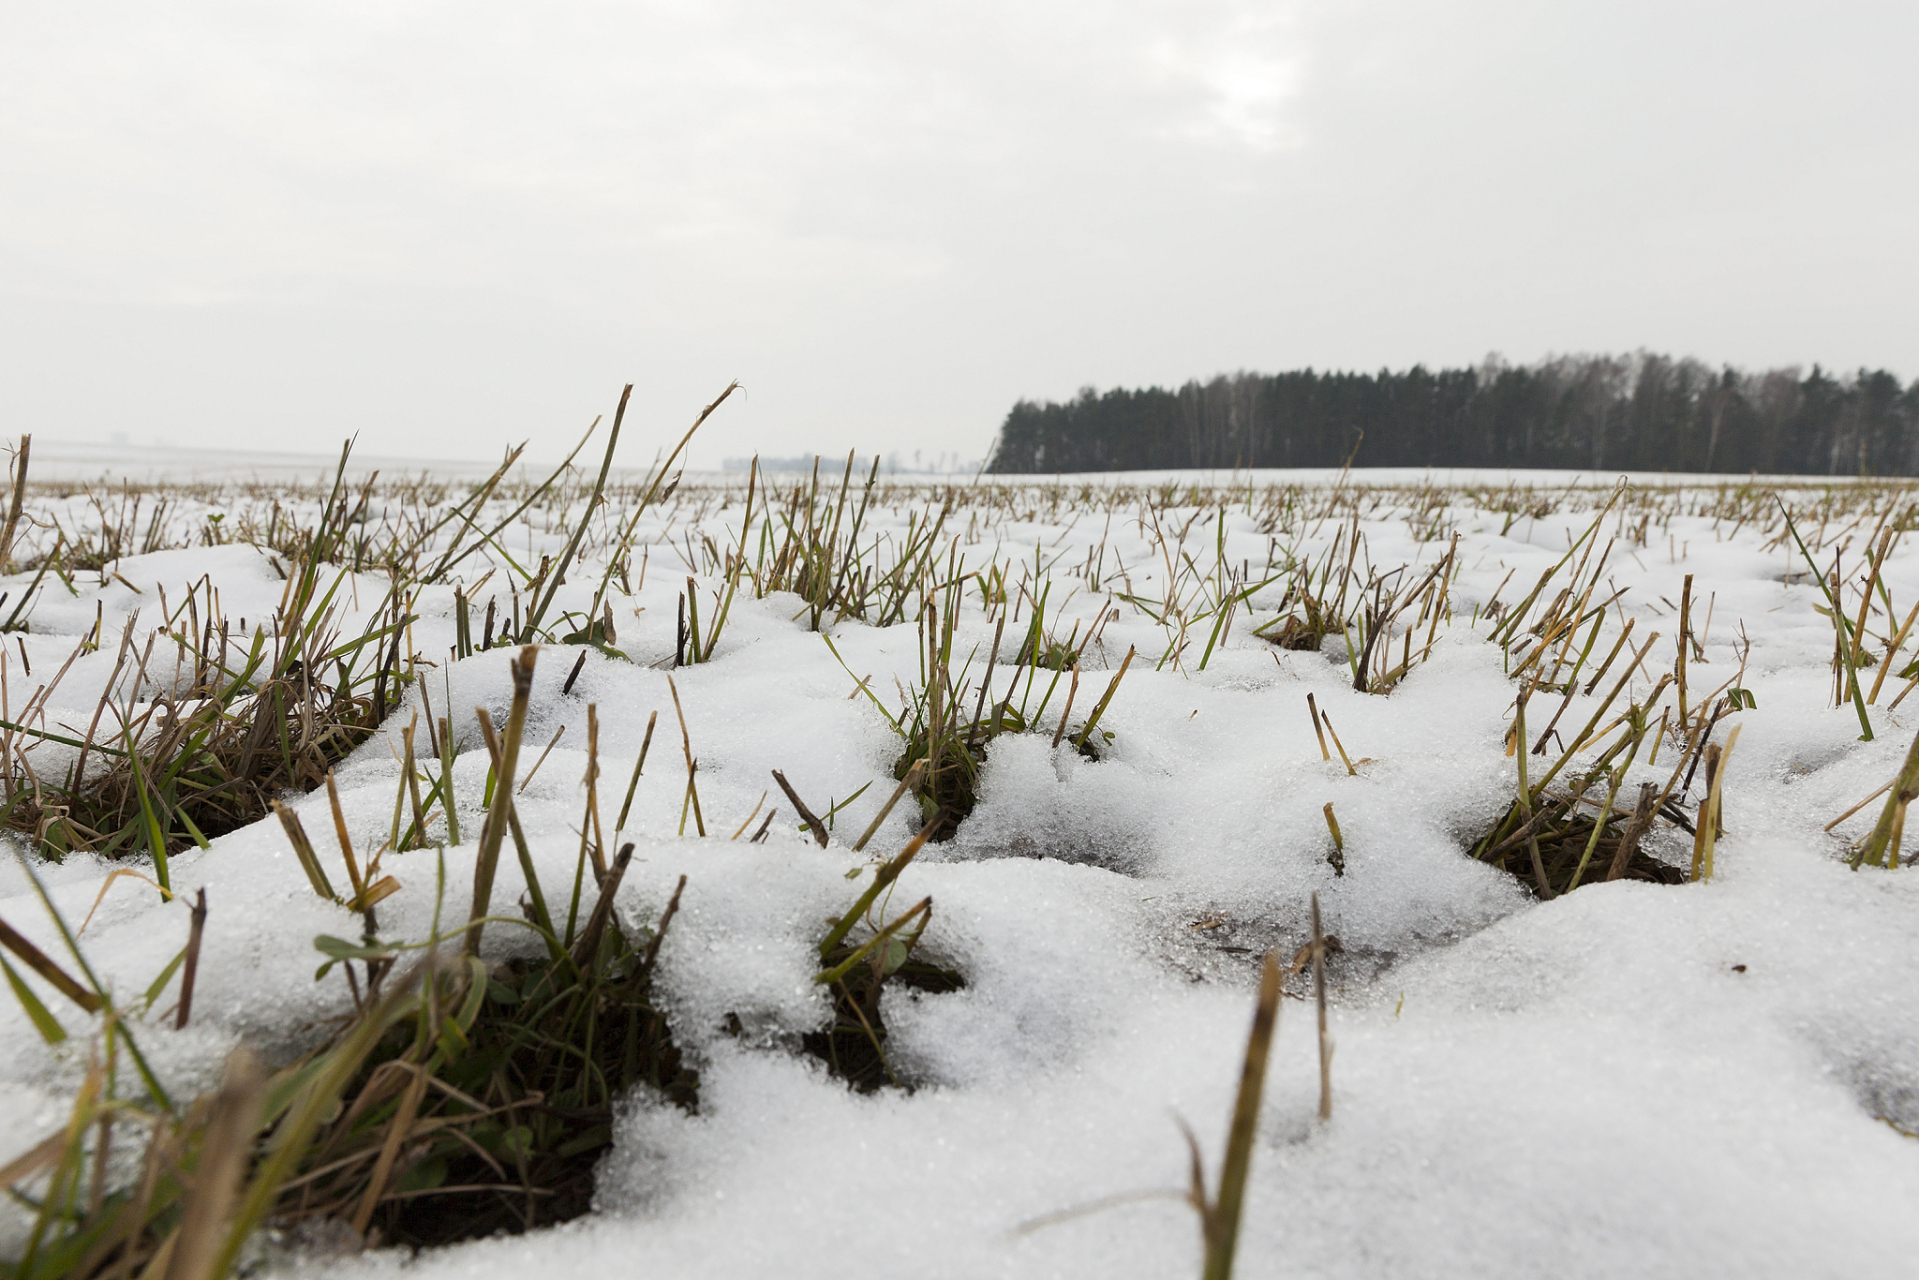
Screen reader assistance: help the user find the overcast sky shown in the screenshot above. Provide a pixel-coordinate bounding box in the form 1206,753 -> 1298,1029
3,1 -> 1914,467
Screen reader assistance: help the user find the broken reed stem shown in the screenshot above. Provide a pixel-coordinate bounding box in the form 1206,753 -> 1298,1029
326,776 -> 363,905
1829,777 -> 1895,832
438,716 -> 460,846
473,708 -> 561,961
850,761 -> 924,853
579,704 -> 607,885
210,963 -> 428,1277
1889,672 -> 1919,714
517,724 -> 566,795
772,769 -> 829,847
1886,793 -> 1911,872
1311,891 -> 1332,1121
1528,630 -> 1662,800
1322,803 -> 1344,877
1306,692 -> 1330,760
521,385 -> 630,642
175,888 -> 207,1030
615,710 -> 658,834
272,803 -> 338,901
350,1063 -> 428,1236
1676,574 -> 1693,728
1050,665 -> 1081,749
468,646 -> 536,955
85,1096 -> 109,1221
1582,617 -> 1638,696
0,915 -> 102,1013
0,434 -> 29,571
1198,949 -> 1282,1280
1562,768 -> 1621,893
166,1047 -> 264,1280
1689,745 -> 1722,880
818,814 -> 938,960
1689,725 -> 1740,881
813,896 -> 932,986
1852,724 -> 1919,868
1779,501 -> 1873,740
1605,782 -> 1660,882
1646,706 -> 1670,767
966,615 -> 1007,746
685,577 -> 702,664
1073,646 -> 1136,751
401,719 -> 428,850
571,841 -> 635,968
1512,693 -> 1554,900
1320,710 -> 1357,776
1867,595 -> 1919,704
728,791 -> 768,841
634,875 -> 688,988
667,676 -> 704,836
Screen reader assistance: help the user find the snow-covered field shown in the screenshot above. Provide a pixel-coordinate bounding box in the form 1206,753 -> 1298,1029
2,465 -> 1917,1279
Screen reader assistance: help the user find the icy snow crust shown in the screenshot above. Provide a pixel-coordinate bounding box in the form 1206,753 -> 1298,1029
2,476 -> 1918,1278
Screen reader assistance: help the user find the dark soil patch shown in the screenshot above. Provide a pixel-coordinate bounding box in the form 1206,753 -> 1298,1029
335,953 -> 699,1251
1473,784 -> 1691,898
803,953 -> 966,1092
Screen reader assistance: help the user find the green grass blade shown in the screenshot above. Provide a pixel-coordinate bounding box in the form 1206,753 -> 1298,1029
1,953 -> 67,1043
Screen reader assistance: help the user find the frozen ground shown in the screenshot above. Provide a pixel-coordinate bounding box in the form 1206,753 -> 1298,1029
2,471 -> 1917,1278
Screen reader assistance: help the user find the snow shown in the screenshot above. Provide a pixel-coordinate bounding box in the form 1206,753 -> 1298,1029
3,474 -> 1918,1278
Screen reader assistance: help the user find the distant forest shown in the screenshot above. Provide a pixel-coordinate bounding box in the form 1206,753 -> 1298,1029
987,355 -> 1919,476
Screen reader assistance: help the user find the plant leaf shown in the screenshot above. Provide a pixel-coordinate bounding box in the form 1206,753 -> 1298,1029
0,953 -> 66,1043
313,935 -> 400,963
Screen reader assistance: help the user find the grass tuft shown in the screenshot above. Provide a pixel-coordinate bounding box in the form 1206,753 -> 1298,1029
1,654 -> 701,1266
805,817 -> 963,1090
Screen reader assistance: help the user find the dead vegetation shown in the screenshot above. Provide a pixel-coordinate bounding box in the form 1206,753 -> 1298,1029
1,455 -> 407,890
0,647 -> 700,1269
6,415 -> 1919,1280
804,815 -> 965,1090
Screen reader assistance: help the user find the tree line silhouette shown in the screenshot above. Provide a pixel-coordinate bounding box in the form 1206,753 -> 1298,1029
987,355 -> 1919,475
